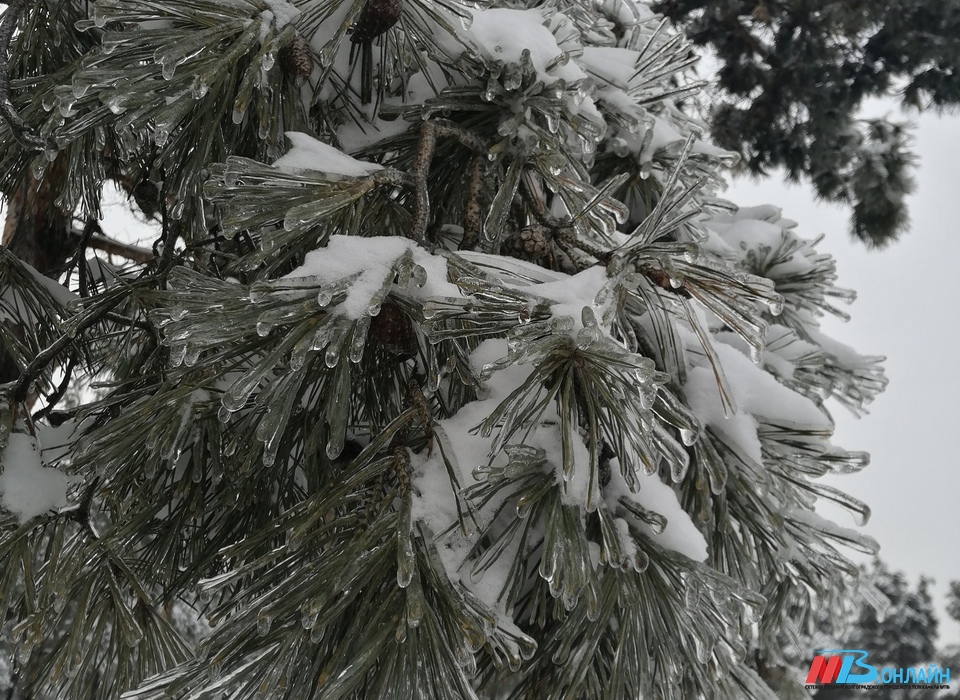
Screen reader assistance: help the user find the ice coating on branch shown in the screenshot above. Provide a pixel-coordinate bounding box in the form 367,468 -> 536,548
273,132 -> 383,176
685,340 -> 832,434
458,8 -> 603,125
282,235 -> 461,319
412,338 -> 706,563
0,255 -> 76,326
464,9 -> 588,87
605,458 -> 708,562
0,433 -> 73,523
524,266 -> 611,330
459,252 -> 613,332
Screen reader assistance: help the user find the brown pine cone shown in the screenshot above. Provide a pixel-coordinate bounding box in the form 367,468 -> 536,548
502,225 -> 553,265
279,33 -> 314,79
350,0 -> 402,44
370,302 -> 418,359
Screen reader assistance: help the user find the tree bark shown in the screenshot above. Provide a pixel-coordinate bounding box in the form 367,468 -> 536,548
0,157 -> 73,384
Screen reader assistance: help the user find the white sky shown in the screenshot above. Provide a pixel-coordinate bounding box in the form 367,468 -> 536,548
724,107 -> 960,645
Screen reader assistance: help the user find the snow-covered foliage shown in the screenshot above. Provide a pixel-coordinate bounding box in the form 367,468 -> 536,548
0,0 -> 887,698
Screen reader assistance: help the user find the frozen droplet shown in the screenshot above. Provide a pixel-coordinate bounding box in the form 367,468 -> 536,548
191,75 -> 209,99
310,624 -> 324,643
104,94 -> 127,115
324,344 -> 340,368
767,294 -> 784,316
256,612 -> 272,637
31,158 -> 48,181
325,434 -> 343,460
694,633 -> 712,664
256,321 -> 272,337
58,98 -> 76,118
301,611 -> 318,630
317,46 -> 334,67
101,36 -> 123,54
543,112 -> 559,134
632,549 -> 649,573
184,345 -> 202,366
679,428 -> 698,447
421,302 -> 438,320
71,80 -> 90,99
262,445 -> 278,467
169,344 -> 187,366
411,264 -> 427,287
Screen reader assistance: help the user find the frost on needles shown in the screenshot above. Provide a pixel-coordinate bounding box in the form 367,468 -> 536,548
0,1 -> 887,699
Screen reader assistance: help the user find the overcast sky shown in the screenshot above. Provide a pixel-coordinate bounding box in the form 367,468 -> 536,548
724,107 -> 960,645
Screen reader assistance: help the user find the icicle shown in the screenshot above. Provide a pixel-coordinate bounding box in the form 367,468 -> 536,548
396,493 -> 415,588
405,575 -> 425,628
348,317 -> 371,363
324,343 -> 340,368
256,611 -> 272,637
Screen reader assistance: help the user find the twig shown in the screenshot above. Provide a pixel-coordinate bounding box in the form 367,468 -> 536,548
63,219 -> 100,296
460,154 -> 485,251
407,120 -> 490,245
31,355 -> 75,422
520,172 -> 564,228
430,119 -> 487,155
62,477 -> 101,540
12,282 -> 142,403
0,0 -> 47,151
74,229 -> 155,264
409,121 -> 437,243
158,195 -> 177,270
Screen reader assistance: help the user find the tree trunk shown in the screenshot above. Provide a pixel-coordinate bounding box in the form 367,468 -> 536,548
0,158 -> 73,384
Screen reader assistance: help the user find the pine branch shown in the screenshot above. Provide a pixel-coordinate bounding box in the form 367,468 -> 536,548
11,279 -> 149,403
70,229 -> 155,265
0,0 -> 47,151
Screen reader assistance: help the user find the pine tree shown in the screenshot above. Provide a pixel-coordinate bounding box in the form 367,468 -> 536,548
652,0 -> 957,247
797,559 -> 941,700
0,1 -> 889,698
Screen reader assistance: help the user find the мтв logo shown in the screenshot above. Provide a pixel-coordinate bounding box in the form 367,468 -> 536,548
805,649 -> 951,690
806,650 -> 878,684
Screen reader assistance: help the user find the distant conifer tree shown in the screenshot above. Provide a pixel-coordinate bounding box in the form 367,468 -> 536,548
653,0 -> 959,247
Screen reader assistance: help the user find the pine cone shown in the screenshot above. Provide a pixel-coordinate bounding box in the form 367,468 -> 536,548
279,34 -> 314,79
370,302 -> 418,359
502,225 -> 553,265
350,0 -> 402,44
